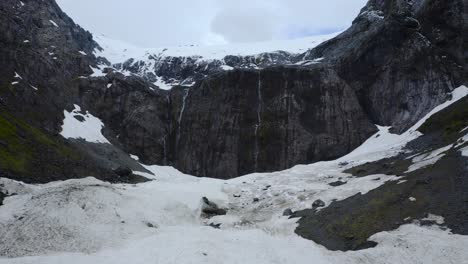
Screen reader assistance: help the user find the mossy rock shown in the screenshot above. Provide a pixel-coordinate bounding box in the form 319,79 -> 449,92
418,96 -> 468,142
0,107 -> 106,183
0,108 -> 79,174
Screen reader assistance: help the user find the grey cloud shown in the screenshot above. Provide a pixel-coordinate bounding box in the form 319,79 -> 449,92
56,0 -> 367,46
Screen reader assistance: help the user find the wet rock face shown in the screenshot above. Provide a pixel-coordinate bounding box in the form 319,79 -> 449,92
0,0 -> 466,181
172,67 -> 376,178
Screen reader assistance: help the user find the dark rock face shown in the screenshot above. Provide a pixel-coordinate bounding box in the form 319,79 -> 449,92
114,51 -> 297,87
0,0 -> 150,184
172,67 -> 376,178
99,0 -> 467,178
301,0 -> 467,132
0,191 -> 6,206
0,0 -> 99,132
0,0 -> 466,181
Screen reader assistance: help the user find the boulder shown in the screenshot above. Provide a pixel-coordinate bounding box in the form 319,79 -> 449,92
312,199 -> 326,208
283,208 -> 293,216
200,197 -> 227,218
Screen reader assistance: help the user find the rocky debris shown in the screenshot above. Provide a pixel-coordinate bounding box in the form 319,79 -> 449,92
208,223 -> 222,229
113,166 -> 133,177
344,157 -> 412,177
283,208 -> 293,216
200,197 -> 227,218
0,191 -> 6,206
253,198 -> 260,203
329,181 -> 347,187
312,199 -> 326,209
145,222 -> 158,228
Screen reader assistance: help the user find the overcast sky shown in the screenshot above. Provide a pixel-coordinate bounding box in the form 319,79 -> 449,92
56,0 -> 367,47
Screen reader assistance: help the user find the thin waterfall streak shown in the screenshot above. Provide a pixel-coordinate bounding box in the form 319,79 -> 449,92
254,72 -> 262,171
177,88 -> 190,147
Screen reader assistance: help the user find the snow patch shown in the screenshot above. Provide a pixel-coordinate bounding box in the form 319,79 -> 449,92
340,85 -> 468,164
220,65 -> 234,71
49,20 -> 59,27
14,72 -> 22,79
460,146 -> 468,157
60,104 -> 110,144
153,76 -> 173,90
89,65 -> 106,77
422,214 -> 445,225
406,144 -> 452,173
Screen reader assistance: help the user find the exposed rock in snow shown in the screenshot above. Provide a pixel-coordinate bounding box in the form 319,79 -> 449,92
201,197 -> 227,218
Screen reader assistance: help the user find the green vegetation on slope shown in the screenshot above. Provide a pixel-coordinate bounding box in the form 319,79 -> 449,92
0,107 -> 80,180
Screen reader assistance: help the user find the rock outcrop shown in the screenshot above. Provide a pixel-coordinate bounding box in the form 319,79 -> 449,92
302,0 -> 467,132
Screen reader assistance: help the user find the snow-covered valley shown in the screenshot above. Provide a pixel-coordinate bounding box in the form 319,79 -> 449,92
1,0 -> 467,262
1,87 -> 467,263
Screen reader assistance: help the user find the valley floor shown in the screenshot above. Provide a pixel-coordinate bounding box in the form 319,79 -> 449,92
0,87 -> 467,264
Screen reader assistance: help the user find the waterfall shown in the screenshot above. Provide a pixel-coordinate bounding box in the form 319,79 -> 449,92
177,88 -> 190,147
254,72 -> 263,171
162,135 -> 167,165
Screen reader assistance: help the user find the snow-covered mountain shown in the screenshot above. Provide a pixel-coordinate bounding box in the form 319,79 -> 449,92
92,33 -> 338,89
0,0 -> 467,263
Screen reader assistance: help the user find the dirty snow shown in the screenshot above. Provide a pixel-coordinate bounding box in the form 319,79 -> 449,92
60,104 -> 110,144
0,160 -> 466,263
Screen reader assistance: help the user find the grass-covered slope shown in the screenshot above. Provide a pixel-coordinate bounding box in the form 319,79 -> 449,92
0,106 -> 133,183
